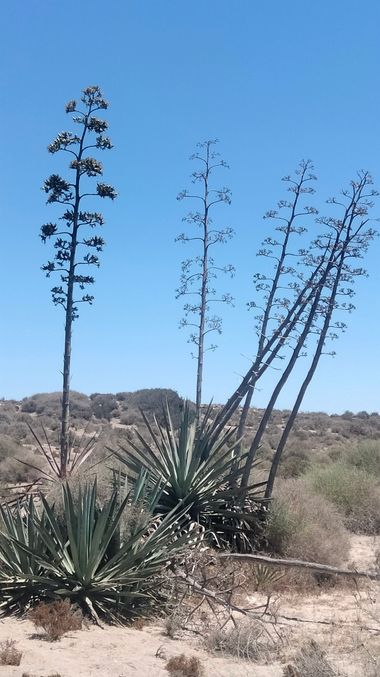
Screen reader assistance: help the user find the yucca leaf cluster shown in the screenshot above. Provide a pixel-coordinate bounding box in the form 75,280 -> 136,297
0,481 -> 197,623
112,402 -> 267,551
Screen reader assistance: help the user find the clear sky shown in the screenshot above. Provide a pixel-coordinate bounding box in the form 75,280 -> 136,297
1,0 -> 379,413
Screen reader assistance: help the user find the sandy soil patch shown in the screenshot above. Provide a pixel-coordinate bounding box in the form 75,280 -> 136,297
0,536 -> 378,677
0,619 -> 282,676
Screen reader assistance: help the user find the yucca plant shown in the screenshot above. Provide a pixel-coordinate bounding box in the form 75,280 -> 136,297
0,480 -> 199,623
16,422 -> 98,483
110,402 -> 267,550
0,497 -> 51,612
110,466 -> 163,514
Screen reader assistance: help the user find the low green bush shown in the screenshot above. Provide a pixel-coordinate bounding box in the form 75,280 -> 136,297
90,393 -> 119,421
266,478 -> 350,566
345,441 -> 380,478
0,453 -> 39,484
305,462 -> 380,534
0,435 -> 39,484
116,388 -> 188,426
0,435 -> 24,461
20,392 -> 92,420
278,450 -> 310,478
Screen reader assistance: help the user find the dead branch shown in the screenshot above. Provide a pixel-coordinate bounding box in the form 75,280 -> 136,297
173,571 -> 268,618
173,571 -> 380,636
219,553 -> 380,581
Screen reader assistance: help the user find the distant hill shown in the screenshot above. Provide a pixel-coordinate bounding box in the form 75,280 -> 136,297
0,389 -> 379,484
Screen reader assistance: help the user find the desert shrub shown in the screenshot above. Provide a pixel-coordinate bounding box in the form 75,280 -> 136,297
117,388 -> 187,426
29,599 -> 83,641
345,440 -> 380,477
90,393 -> 118,421
327,446 -> 344,462
268,435 -> 280,450
283,639 -> 339,676
205,619 -> 279,662
0,412 -> 10,425
0,639 -> 22,666
4,420 -> 33,442
0,436 -> 40,484
21,392 -> 92,420
119,408 -> 143,426
348,420 -> 371,437
306,462 -> 380,534
255,441 -> 272,461
131,616 -> 148,630
0,434 -> 24,460
266,478 -> 350,567
293,429 -> 309,441
165,654 -> 203,677
118,388 -> 182,410
164,609 -> 187,638
118,413 -> 136,428
279,450 -> 310,478
0,452 -> 40,484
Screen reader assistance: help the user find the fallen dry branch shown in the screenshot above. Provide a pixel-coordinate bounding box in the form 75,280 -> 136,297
273,613 -> 380,634
174,571 -> 269,618
174,572 -> 380,637
219,553 -> 380,581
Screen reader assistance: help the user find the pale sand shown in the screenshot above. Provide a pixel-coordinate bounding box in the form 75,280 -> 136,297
0,619 -> 282,676
0,535 -> 378,677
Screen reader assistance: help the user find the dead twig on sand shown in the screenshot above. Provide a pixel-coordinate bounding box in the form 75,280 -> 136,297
219,553 -> 380,582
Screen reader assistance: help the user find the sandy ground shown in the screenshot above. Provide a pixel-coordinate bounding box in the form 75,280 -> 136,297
0,535 -> 378,677
0,620 -> 282,677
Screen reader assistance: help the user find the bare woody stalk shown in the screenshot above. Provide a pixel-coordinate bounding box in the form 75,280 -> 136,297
41,86 -> 116,477
239,172 -> 377,491
207,165 -> 376,499
219,552 -> 380,582
236,160 -> 318,454
209,163 -> 325,445
264,172 -> 377,497
176,140 -> 234,425
240,246 -> 331,488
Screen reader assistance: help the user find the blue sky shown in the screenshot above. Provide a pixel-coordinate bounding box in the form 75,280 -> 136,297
0,0 -> 379,413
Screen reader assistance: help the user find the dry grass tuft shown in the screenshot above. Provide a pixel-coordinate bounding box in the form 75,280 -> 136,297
205,619 -> 280,662
164,610 -> 187,639
131,616 -> 148,630
166,653 -> 204,676
283,639 -> 341,676
28,599 -> 83,641
0,639 -> 22,665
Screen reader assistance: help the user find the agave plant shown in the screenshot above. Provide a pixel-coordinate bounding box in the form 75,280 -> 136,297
110,466 -> 163,515
0,480 -> 199,622
0,497 -> 51,611
110,402 -> 267,550
14,422 -> 98,485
